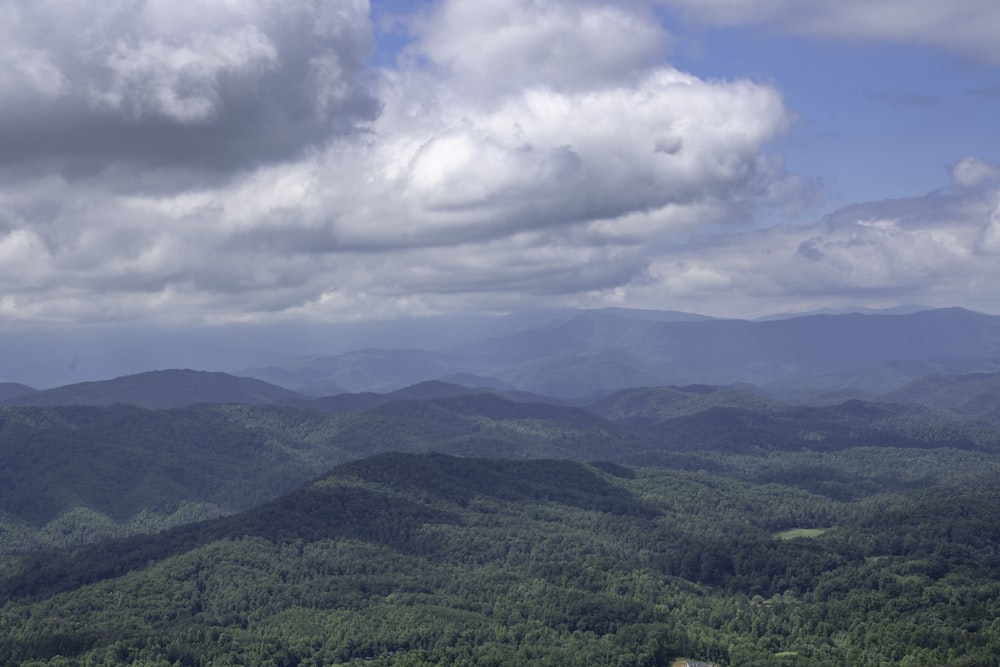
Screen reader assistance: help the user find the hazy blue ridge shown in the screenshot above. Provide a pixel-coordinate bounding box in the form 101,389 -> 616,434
241,308 -> 1000,398
1,369 -> 309,409
0,382 -> 36,400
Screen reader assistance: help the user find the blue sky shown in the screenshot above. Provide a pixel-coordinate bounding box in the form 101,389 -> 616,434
1,0 -> 999,327
678,26 -> 1000,217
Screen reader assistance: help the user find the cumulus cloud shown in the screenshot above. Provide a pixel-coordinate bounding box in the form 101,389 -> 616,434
409,0 -> 670,95
90,27 -> 280,124
953,155 -> 1000,190
361,67 -> 792,245
623,157 -> 1000,317
0,0 -> 378,172
658,0 -> 1000,63
0,0 -> 813,325
2,0 -> 995,327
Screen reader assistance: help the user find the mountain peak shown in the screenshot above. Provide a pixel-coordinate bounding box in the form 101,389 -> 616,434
3,369 -> 305,409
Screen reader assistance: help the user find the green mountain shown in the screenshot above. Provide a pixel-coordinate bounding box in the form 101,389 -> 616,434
885,371 -> 1000,418
3,451 -> 999,666
4,380 -> 995,565
0,392 -> 626,555
2,369 -> 307,409
0,404 -> 331,529
589,385 -> 779,425
319,393 -> 629,461
309,380 -> 558,414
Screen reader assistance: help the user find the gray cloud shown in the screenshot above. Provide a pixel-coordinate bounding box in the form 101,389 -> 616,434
658,0 -> 1000,63
0,0 -> 379,174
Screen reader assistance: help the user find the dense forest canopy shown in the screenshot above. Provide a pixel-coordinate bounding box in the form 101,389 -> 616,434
2,347 -> 1000,665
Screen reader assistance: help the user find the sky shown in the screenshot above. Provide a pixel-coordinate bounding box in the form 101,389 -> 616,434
2,0 -> 999,330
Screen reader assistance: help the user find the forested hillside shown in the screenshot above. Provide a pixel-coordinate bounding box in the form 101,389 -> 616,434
4,375 -> 999,556
3,366 -> 1000,666
2,451 -> 999,666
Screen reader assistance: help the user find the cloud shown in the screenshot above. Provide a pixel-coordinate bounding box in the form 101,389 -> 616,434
360,67 -> 793,245
409,0 -> 671,95
953,156 -> 1000,190
0,0 -> 379,173
977,196 -> 1000,254
90,26 -> 279,125
0,0 -> 814,326
659,0 -> 1000,63
2,0 -> 995,328
625,157 -> 1000,317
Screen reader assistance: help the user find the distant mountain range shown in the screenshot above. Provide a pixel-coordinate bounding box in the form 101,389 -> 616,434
4,306 -> 1000,396
241,307 -> 1000,398
752,304 -> 935,321
5,306 -> 1000,406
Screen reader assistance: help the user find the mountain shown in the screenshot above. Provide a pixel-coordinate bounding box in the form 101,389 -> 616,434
320,393 -> 628,461
884,371 -> 1000,418
753,304 -> 935,321
309,380 -> 558,414
0,404 -> 332,529
4,307 -> 999,396
588,384 -> 779,425
244,348 -> 468,396
246,307 -> 1000,398
491,347 -> 655,399
0,382 -> 35,400
0,391 -> 626,555
476,307 -> 1000,391
2,369 -> 307,409
4,451 -> 1000,666
3,373 -> 995,561
0,312 -> 584,389
644,401 -> 936,455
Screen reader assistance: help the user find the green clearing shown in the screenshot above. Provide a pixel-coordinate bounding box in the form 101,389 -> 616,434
773,527 -> 830,540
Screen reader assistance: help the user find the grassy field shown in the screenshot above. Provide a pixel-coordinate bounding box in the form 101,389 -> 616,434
772,527 -> 830,540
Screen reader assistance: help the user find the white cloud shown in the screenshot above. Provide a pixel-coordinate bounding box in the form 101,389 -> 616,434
360,67 -> 792,244
622,161 -> 1000,317
976,197 -> 1000,254
0,0 -> 812,325
953,155 -> 1000,190
411,0 -> 670,95
658,0 -> 1000,63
